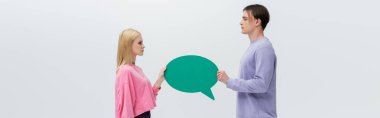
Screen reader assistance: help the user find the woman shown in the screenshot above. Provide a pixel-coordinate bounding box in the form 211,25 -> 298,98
115,28 -> 165,118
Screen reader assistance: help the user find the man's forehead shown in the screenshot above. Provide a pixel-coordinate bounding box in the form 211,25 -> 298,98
243,11 -> 250,16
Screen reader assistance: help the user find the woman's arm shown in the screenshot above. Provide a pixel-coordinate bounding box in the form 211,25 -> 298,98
116,71 -> 135,118
153,67 -> 166,94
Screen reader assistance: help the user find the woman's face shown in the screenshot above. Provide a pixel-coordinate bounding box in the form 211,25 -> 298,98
132,36 -> 145,56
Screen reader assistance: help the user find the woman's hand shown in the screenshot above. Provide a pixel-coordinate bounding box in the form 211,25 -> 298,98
154,66 -> 166,89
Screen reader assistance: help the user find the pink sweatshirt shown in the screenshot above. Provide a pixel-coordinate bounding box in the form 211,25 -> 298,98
115,64 -> 160,118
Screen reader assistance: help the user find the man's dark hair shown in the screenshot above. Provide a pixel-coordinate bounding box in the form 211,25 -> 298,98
244,4 -> 270,30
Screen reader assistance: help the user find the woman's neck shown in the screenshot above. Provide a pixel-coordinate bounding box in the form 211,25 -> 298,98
132,55 -> 137,65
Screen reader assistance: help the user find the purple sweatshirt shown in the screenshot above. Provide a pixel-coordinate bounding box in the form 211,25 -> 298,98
226,37 -> 277,118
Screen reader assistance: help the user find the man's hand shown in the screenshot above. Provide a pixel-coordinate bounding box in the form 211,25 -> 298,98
217,70 -> 229,84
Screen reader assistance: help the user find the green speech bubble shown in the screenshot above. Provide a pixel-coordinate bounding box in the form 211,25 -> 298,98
164,55 -> 218,100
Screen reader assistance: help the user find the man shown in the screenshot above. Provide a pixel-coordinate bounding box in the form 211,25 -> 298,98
217,4 -> 277,118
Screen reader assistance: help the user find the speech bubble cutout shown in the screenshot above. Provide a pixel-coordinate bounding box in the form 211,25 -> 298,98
165,55 -> 218,100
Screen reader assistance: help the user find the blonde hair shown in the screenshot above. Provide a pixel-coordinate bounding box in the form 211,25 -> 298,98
117,28 -> 141,69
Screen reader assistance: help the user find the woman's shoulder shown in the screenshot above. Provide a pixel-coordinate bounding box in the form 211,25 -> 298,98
117,64 -> 136,74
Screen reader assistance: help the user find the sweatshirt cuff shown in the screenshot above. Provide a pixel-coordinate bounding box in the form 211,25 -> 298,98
226,78 -> 234,89
152,86 -> 161,95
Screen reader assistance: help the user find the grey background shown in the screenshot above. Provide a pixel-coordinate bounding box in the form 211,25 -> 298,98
1,0 -> 379,118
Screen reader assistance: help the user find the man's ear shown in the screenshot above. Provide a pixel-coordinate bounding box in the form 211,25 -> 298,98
255,18 -> 262,27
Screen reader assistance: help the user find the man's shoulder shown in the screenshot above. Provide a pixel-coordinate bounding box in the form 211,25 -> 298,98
255,39 -> 274,51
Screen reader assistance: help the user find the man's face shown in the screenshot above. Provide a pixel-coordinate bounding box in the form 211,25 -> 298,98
240,10 -> 257,34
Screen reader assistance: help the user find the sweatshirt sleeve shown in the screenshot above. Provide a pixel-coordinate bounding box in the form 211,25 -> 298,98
226,47 -> 276,93
115,71 -> 135,118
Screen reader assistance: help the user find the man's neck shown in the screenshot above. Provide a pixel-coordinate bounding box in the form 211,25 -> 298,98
248,29 -> 264,42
